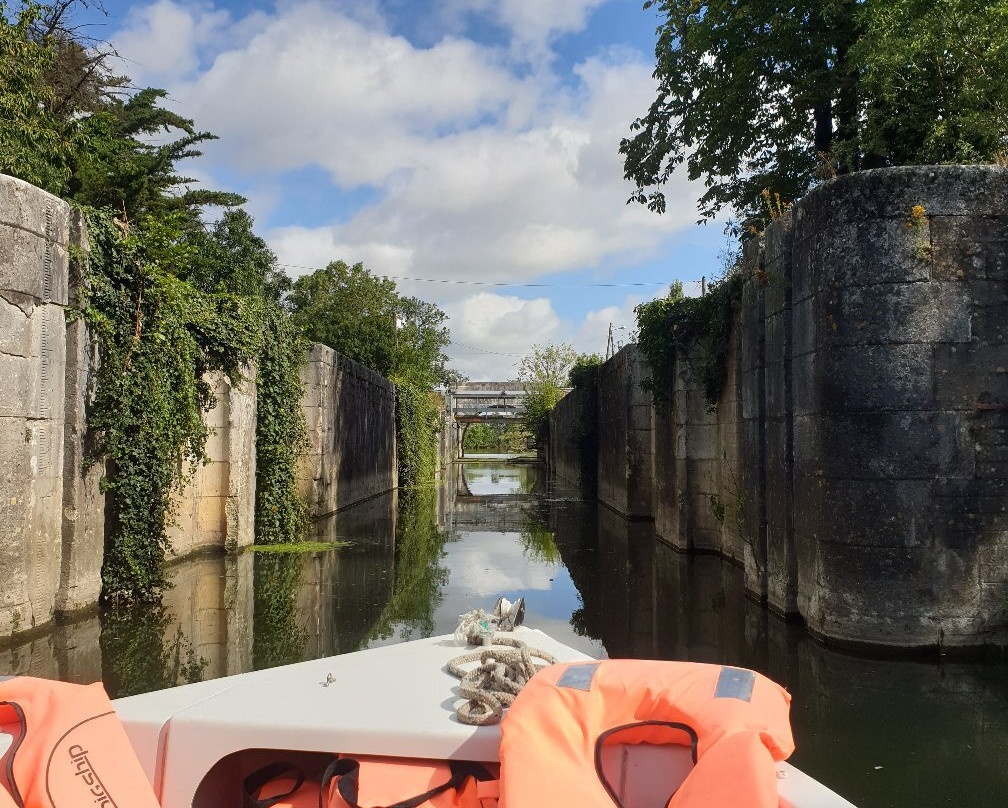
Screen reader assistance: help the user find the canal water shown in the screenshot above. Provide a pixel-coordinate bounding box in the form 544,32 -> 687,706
2,458 -> 1006,807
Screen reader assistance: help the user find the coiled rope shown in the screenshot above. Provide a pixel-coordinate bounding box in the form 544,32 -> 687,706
447,609 -> 556,726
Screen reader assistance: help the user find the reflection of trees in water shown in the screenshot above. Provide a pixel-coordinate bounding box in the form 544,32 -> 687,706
518,505 -> 561,565
369,488 -> 449,642
253,552 -> 307,669
99,601 -> 207,698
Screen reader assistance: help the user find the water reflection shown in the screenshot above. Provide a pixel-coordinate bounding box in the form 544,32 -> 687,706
554,499 -> 1008,808
3,460 -> 1006,807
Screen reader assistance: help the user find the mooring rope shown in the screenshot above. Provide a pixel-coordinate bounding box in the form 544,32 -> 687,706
447,610 -> 557,726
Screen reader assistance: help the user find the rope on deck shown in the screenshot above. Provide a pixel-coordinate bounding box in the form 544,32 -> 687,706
447,607 -> 556,726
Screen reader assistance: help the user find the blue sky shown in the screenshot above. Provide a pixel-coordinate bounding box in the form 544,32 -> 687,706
78,0 -> 728,379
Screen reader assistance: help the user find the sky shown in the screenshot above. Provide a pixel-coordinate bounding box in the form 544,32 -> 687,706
78,0 -> 730,380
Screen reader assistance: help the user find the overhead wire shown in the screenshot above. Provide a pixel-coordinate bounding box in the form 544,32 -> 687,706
275,262 -> 671,289
449,342 -> 525,358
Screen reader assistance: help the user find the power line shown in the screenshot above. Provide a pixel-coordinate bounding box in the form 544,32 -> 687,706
275,262 -> 670,289
448,341 -> 525,358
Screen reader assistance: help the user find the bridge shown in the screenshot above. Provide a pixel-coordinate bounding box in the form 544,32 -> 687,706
444,382 -> 572,458
445,382 -> 528,458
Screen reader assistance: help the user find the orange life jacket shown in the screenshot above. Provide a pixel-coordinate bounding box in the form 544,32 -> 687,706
0,676 -> 160,808
498,660 -> 794,808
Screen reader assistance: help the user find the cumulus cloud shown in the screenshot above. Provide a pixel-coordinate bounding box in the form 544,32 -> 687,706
445,0 -> 611,59
112,1 -> 699,281
114,0 -> 236,86
442,292 -> 562,380
109,1 -> 712,380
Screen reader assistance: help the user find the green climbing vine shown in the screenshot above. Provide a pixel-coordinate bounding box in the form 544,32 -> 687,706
394,380 -> 440,489
78,208 -> 262,602
635,271 -> 748,408
77,207 -> 309,602
254,303 -> 309,546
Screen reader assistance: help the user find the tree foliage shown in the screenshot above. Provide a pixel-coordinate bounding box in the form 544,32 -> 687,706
289,260 -> 453,389
3,1 -> 308,599
0,1 -> 83,192
568,352 -> 603,388
635,271 -> 746,407
623,0 -> 1008,226
80,209 -> 264,600
518,342 -> 577,443
289,260 -> 456,487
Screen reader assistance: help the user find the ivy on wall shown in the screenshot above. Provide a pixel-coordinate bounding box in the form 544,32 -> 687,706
394,380 -> 440,489
635,272 -> 747,408
78,209 -> 262,601
255,303 -> 309,546
78,208 -> 309,602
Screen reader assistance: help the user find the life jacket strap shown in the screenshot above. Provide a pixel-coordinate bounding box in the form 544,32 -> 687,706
320,758 -> 494,808
242,762 -> 306,808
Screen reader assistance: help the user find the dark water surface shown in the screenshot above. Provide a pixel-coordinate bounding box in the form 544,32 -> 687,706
3,459 -> 1006,807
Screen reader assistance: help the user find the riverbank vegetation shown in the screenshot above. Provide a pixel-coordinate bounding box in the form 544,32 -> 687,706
0,1 -> 455,603
518,342 -> 577,443
635,275 -> 746,408
463,422 -> 530,453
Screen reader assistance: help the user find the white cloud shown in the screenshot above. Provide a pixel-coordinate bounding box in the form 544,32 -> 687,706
109,1 -> 713,382
444,537 -> 558,596
268,225 -> 415,279
445,0 -> 610,60
443,292 -> 562,380
114,0 -> 233,86
112,1 -> 700,283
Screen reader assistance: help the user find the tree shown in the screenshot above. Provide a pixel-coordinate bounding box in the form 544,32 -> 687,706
288,260 -> 456,486
568,352 -> 603,388
518,342 -> 577,442
854,0 -> 1008,168
0,2 -> 83,193
622,0 -> 1008,227
288,260 -> 453,389
71,88 -> 245,221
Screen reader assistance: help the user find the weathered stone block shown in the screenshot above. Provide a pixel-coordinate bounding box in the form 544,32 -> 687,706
818,218 -> 933,288
0,222 -> 69,306
971,305 -> 1008,342
971,280 -> 1008,308
822,344 -> 934,412
823,282 -> 972,347
930,216 -> 1008,281
794,412 -> 974,480
934,344 -> 1008,409
0,174 -> 71,240
794,476 -> 933,548
793,166 -> 1008,232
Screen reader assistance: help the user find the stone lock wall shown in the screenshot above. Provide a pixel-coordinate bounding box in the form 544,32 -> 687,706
0,174 -> 400,640
552,166 -> 1008,651
168,371 -> 258,556
596,345 -> 653,519
549,369 -> 598,492
299,344 -> 397,517
0,177 -> 92,637
789,166 -> 1008,649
